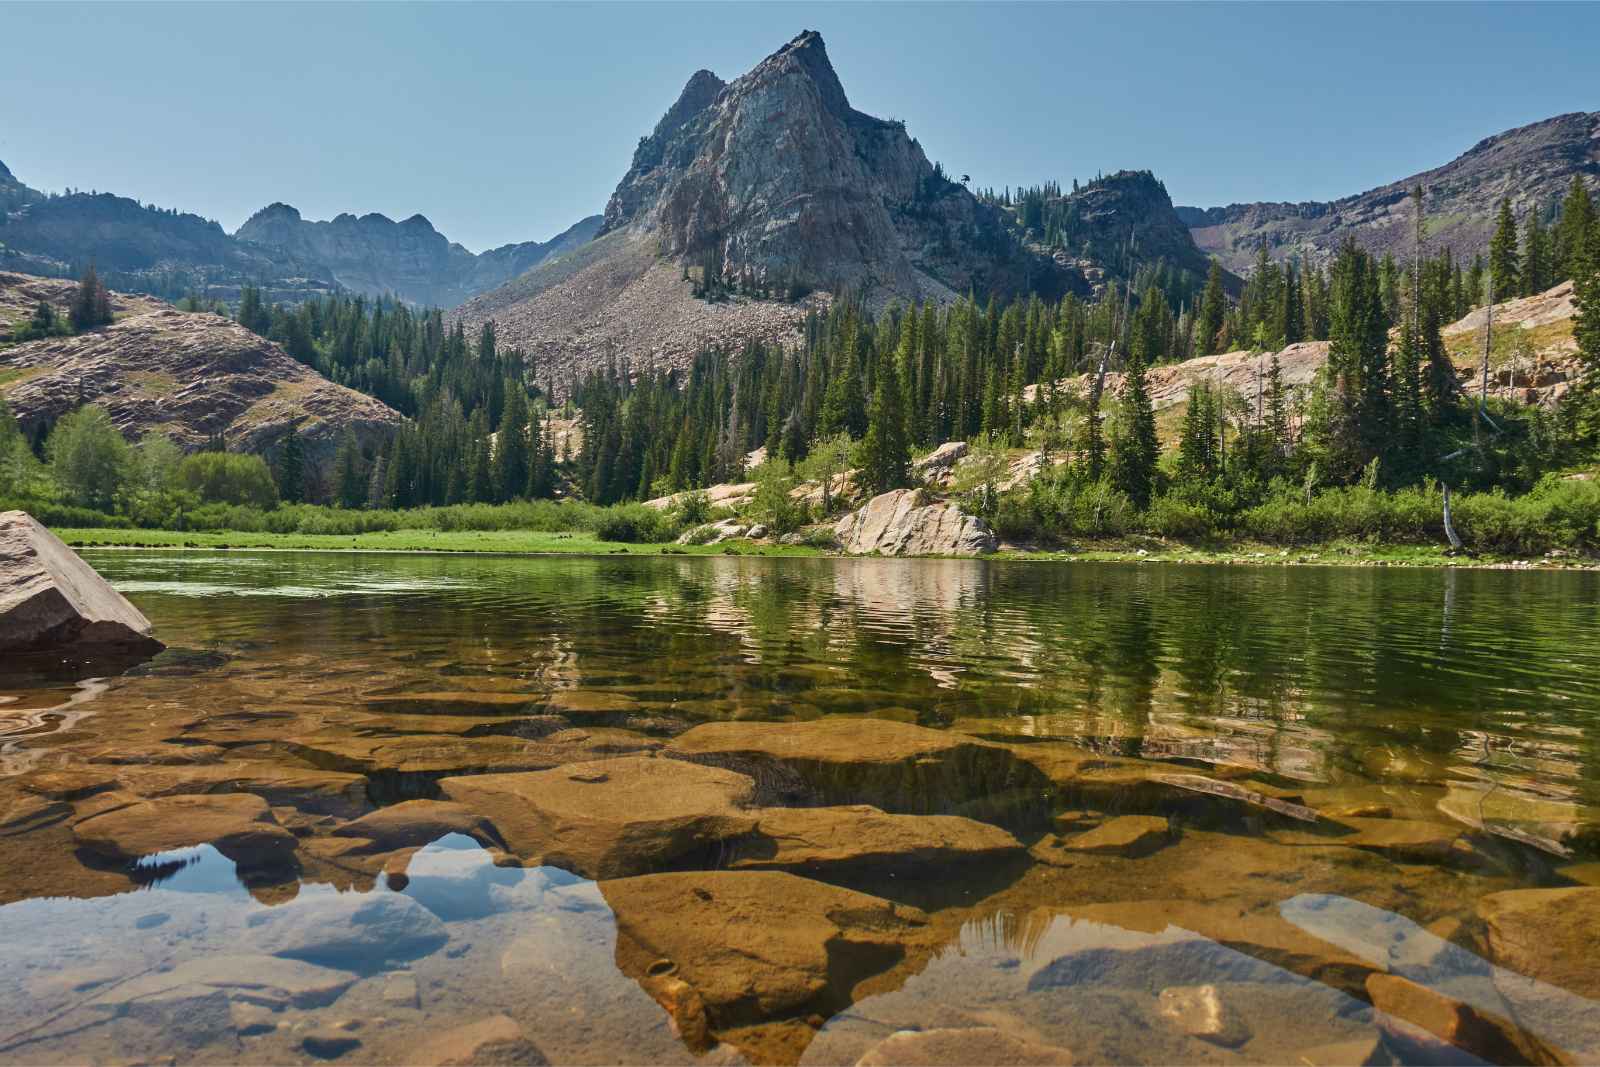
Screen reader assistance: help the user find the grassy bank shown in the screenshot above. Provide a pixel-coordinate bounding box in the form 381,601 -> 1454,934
56,526 -> 1596,569
56,526 -> 824,557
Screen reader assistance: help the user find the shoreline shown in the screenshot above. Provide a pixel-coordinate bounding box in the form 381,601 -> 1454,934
57,527 -> 1599,571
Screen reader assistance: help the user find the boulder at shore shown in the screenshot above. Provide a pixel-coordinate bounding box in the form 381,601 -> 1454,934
834,489 -> 997,556
0,511 -> 161,658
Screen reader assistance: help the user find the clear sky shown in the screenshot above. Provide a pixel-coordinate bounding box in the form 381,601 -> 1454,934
2,2 -> 1595,253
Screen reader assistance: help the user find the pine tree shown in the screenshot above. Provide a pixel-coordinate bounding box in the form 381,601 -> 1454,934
1265,354 -> 1290,457
366,452 -> 389,509
1571,221 -> 1600,448
1556,175 -> 1596,282
276,427 -> 305,503
1177,380 -> 1218,481
1195,260 -> 1227,356
70,263 -> 112,331
493,386 -> 530,502
1522,208 -> 1552,296
1109,349 -> 1158,508
1489,198 -> 1520,301
858,357 -> 910,495
334,432 -> 365,509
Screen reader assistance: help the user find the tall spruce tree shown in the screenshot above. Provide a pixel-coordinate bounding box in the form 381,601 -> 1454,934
1195,261 -> 1227,356
1556,175 -> 1597,282
1522,208 -> 1552,296
1109,349 -> 1159,508
1489,198 -> 1520,301
858,357 -> 910,494
493,386 -> 530,502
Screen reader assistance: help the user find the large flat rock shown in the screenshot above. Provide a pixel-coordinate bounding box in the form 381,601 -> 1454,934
728,804 -> 1022,873
601,869 -> 929,1025
72,793 -> 297,868
834,489 -> 997,556
1478,887 -> 1600,1000
0,510 -> 161,656
438,756 -> 759,878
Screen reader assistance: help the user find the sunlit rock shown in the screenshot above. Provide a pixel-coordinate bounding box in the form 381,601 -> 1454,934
602,869 -> 928,1026
727,804 -> 1023,874
0,510 -> 162,659
833,489 -> 997,557
854,1026 -> 1074,1066
332,800 -> 503,852
72,793 -> 298,869
1478,887 -> 1600,1000
1367,973 -> 1572,1066
1156,984 -> 1250,1048
1052,815 -> 1173,858
439,756 -> 759,878
669,717 -> 1041,817
413,1015 -> 550,1066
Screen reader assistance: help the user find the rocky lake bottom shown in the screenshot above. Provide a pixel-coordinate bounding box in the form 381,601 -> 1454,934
1,552 -> 1598,1066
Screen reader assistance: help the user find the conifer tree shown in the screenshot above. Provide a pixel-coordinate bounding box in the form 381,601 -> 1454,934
493,386 -> 530,502
1556,175 -> 1596,281
1195,261 -> 1227,356
1522,208 -> 1552,296
1109,349 -> 1158,508
334,432 -> 365,509
858,357 -> 910,495
276,427 -> 305,503
70,263 -> 112,331
1489,198 -> 1520,300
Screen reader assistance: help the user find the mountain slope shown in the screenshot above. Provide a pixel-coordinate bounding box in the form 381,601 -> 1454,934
0,272 -> 403,471
459,30 -> 1081,385
1179,112 -> 1600,273
234,205 -> 602,308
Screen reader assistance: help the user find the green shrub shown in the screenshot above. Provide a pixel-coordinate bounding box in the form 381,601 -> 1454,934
595,504 -> 680,544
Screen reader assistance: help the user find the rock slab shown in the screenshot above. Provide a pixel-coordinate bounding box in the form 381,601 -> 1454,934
834,489 -> 997,556
0,510 -> 161,656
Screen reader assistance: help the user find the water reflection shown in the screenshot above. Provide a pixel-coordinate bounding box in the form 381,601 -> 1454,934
1,551 -> 1598,1064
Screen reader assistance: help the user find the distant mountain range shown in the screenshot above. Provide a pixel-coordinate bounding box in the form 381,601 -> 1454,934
1177,111 -> 1600,272
0,161 -> 599,308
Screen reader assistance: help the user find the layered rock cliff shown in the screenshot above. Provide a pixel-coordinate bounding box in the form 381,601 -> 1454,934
1178,112 -> 1600,273
0,272 -> 403,469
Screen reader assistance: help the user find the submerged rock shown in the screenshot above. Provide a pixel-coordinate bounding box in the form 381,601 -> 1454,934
833,489 -> 997,556
1478,887 -> 1600,999
72,793 -> 298,868
1053,815 -> 1173,858
1157,984 -> 1250,1048
855,1027 -> 1075,1066
243,890 -> 447,966
413,1015 -> 549,1066
602,869 -> 928,1025
669,717 -> 1039,816
90,954 -> 357,1012
1367,973 -> 1572,1066
0,510 -> 161,658
728,804 -> 1023,873
332,800 -> 504,852
438,756 -> 759,878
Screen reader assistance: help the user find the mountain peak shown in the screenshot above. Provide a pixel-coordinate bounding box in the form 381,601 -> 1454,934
245,202 -> 303,225
0,158 -> 15,184
762,29 -> 849,115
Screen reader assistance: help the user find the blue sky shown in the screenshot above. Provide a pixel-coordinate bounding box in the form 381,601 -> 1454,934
2,2 -> 1594,253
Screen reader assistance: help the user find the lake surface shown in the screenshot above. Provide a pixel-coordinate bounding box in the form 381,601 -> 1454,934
2,552 -> 1598,1065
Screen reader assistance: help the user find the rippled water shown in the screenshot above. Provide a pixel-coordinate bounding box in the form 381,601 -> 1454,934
1,552 -> 1598,1065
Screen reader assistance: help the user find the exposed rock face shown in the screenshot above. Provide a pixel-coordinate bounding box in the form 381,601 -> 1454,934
833,489 -> 997,556
1179,111 -> 1600,272
0,276 -> 404,470
0,511 -> 161,658
1039,171 -> 1242,297
456,31 -> 1074,388
236,203 -> 601,308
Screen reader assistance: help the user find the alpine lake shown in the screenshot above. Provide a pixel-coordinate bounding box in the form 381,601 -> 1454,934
2,551 -> 1599,1066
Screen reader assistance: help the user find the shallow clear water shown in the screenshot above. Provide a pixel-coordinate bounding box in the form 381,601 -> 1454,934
1,552 -> 1598,1064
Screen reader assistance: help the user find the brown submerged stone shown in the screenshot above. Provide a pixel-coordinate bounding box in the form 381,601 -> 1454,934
727,804 -> 1023,874
601,869 -> 929,1026
332,800 -> 504,852
1477,887 -> 1600,999
438,756 -> 759,878
72,793 -> 298,867
412,1015 -> 550,1066
1367,973 -> 1576,1066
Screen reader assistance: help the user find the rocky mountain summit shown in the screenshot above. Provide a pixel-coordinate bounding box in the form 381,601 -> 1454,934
1179,111 -> 1600,272
235,203 -> 601,308
458,30 -> 1082,388
0,272 -> 403,467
